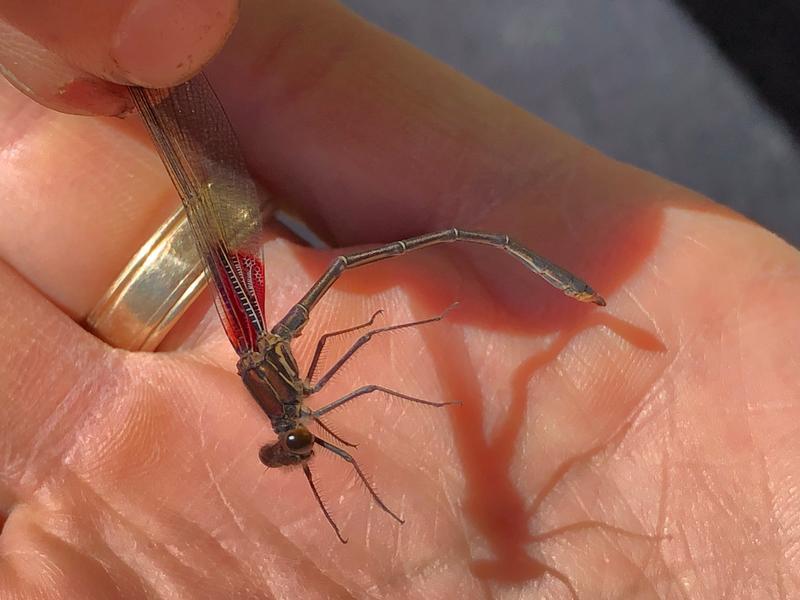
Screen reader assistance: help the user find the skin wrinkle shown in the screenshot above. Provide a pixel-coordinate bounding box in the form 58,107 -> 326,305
699,463 -> 756,529
143,504 -> 281,599
404,555 -> 457,597
58,472 -> 232,598
16,348 -> 113,492
196,448 -> 270,519
190,414 -> 262,501
624,286 -> 664,343
637,451 -> 674,596
691,465 -> 761,590
692,465 -> 739,542
566,472 -> 656,579
521,316 -> 666,523
22,523 -> 130,596
730,295 -> 791,599
538,329 -> 667,582
367,551 -> 457,599
745,409 -> 788,598
21,379 -> 94,486
0,87 -> 47,152
676,523 -> 704,598
432,469 -> 478,593
75,374 -> 165,476
660,390 -> 693,600
11,498 -> 153,598
41,423 -> 293,600
26,534 -> 67,589
614,542 -> 660,599
525,413 -> 661,589
203,461 -> 247,538
592,445 -> 651,526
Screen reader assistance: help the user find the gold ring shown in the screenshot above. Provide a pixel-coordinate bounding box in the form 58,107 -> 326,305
85,206 -> 206,351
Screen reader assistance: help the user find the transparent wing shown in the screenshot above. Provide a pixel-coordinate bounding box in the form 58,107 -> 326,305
130,73 -> 269,354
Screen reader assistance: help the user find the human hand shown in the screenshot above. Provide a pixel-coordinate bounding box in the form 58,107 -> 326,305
1,1 -> 799,598
0,0 -> 238,115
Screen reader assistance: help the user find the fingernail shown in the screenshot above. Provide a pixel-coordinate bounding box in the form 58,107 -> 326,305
1,63 -> 132,117
0,20 -> 132,116
112,0 -> 238,88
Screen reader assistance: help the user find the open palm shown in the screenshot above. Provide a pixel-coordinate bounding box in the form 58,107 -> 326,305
2,2 -> 799,599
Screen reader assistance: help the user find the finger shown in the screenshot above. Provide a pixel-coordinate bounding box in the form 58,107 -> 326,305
208,0 -> 702,253
0,21 -> 131,116
200,0 -> 714,314
0,78 -> 181,318
0,260 -> 109,494
0,0 -> 238,97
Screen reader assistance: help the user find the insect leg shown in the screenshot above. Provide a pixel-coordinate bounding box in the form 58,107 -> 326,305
306,309 -> 383,382
312,385 -> 458,418
310,306 -> 456,393
312,416 -> 359,448
315,437 -> 404,524
302,463 -> 347,543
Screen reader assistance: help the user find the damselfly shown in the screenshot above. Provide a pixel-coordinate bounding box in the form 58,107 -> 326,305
130,73 -> 605,543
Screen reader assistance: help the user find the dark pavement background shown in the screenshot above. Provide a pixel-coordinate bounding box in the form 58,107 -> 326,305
340,0 -> 800,247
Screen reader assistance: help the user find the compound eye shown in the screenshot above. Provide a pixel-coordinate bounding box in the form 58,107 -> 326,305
285,427 -> 314,453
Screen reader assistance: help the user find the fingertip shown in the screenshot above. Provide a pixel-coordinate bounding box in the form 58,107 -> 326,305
0,21 -> 132,116
3,72 -> 131,117
52,77 -> 133,117
112,0 -> 239,87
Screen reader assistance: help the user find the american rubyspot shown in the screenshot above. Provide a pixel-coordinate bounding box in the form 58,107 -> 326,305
130,72 -> 605,543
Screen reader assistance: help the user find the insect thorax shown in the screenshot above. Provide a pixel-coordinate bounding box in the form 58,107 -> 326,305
237,333 -> 306,429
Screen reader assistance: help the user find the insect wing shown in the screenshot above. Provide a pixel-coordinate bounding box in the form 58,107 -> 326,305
130,73 -> 269,354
